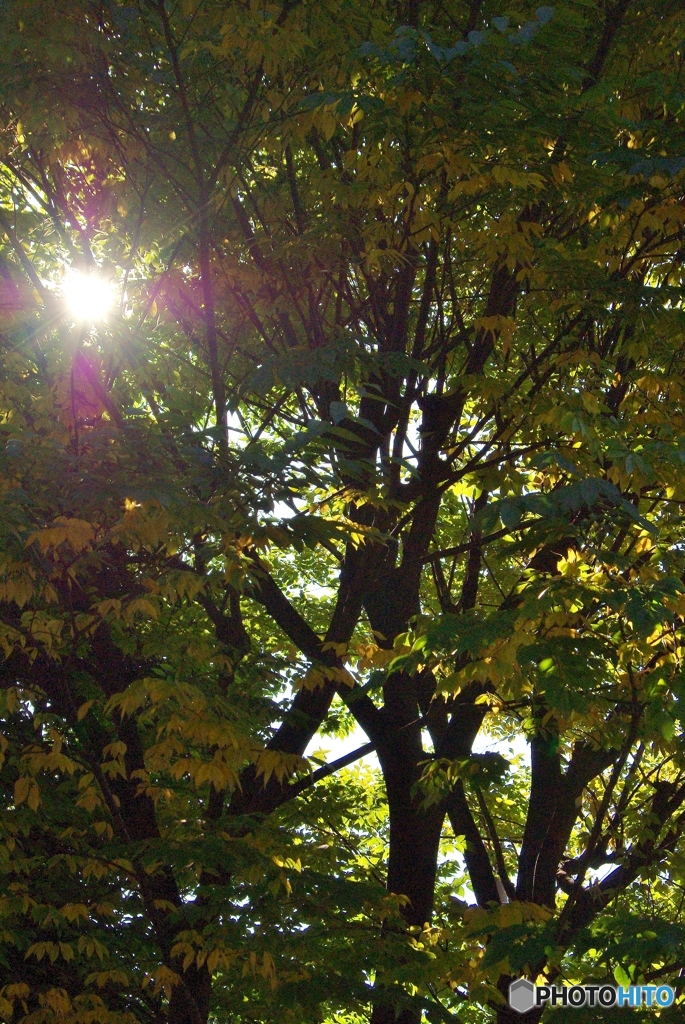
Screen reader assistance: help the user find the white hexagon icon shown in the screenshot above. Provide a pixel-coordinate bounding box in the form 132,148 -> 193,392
509,978 -> 536,1014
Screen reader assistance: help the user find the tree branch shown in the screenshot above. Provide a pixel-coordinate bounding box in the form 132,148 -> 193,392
446,783 -> 500,907
474,787 -> 516,901
285,741 -> 376,801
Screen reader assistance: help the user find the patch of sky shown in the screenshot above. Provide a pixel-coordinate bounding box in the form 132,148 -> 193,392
305,720 -> 530,782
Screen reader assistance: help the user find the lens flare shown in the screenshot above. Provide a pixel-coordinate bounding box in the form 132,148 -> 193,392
61,272 -> 115,323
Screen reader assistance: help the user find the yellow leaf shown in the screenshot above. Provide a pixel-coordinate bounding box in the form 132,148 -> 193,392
26,517 -> 95,555
60,903 -> 89,922
0,563 -> 34,608
85,969 -> 129,988
93,598 -> 122,619
152,965 -> 181,997
635,535 -> 654,554
77,700 -> 94,721
14,776 -> 30,806
77,936 -> 109,960
4,983 -> 29,999
41,988 -> 71,1014
27,780 -> 41,811
75,785 -> 101,812
474,315 -> 516,355
124,597 -> 159,621
102,740 -> 127,760
551,161 -> 573,184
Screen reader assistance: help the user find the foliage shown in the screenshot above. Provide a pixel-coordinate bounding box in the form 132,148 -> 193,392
1,1 -> 685,1023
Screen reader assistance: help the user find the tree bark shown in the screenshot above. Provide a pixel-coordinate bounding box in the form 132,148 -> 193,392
370,728 -> 444,1024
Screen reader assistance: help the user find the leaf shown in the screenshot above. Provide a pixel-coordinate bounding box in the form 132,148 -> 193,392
518,21 -> 539,42
85,970 -> 129,988
77,699 -> 94,721
500,499 -> 523,529
26,517 -> 95,554
60,903 -> 90,922
329,401 -> 349,424
614,964 -> 631,987
123,597 -> 159,621
13,776 -> 30,806
2,5 -> 685,1019
14,776 -> 40,810
535,6 -> 555,24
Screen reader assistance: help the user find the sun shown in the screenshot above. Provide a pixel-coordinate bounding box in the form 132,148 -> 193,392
61,271 -> 115,324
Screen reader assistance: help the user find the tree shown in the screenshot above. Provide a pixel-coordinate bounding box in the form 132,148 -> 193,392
1,1 -> 685,1022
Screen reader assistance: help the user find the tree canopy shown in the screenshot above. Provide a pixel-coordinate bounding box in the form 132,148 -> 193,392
1,1 -> 685,1022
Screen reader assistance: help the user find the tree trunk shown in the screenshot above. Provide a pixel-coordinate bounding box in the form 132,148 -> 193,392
167,963 -> 212,1024
370,696 -> 444,1024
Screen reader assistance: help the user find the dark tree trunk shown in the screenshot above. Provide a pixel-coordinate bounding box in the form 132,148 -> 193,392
369,672 -> 445,1024
382,745 -> 445,932
168,964 -> 212,1024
